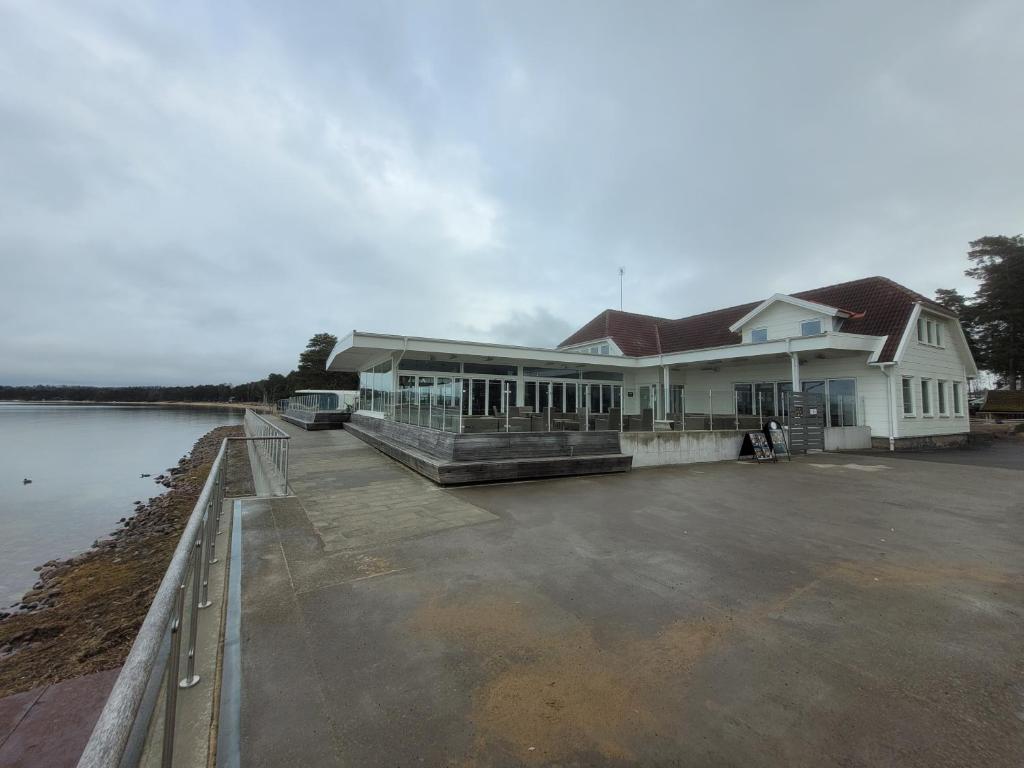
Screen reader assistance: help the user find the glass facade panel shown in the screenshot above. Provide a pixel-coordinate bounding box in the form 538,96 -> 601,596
487,379 -> 502,415
777,382 -> 792,419
734,384 -> 753,415
565,383 -> 577,412
463,362 -> 518,376
589,384 -> 601,413
755,383 -> 775,417
581,371 -> 624,381
524,367 -> 580,379
398,358 -> 460,373
471,380 -> 486,415
538,382 -> 550,411
551,382 -> 564,411
524,381 -> 537,411
827,378 -> 856,426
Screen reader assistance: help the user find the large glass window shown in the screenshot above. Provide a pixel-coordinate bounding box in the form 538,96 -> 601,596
565,383 -> 577,412
827,379 -> 856,426
920,379 -> 932,415
953,381 -> 963,415
902,377 -> 914,415
734,383 -> 753,415
523,367 -> 579,379
471,380 -> 487,415
524,381 -> 537,411
937,380 -> 948,415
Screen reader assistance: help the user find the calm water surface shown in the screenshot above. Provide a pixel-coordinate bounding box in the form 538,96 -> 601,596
0,403 -> 242,605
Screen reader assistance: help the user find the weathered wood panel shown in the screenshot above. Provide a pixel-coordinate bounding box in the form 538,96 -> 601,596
345,419 -> 632,485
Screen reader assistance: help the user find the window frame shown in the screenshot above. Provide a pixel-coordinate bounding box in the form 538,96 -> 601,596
901,376 -> 915,416
920,378 -> 933,416
800,318 -> 823,337
937,379 -> 949,416
750,327 -> 768,343
953,381 -> 964,416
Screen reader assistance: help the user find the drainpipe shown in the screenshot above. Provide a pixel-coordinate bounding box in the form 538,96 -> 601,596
788,341 -> 801,390
879,363 -> 896,451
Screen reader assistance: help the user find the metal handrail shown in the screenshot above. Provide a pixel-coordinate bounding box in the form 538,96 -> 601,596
243,409 -> 289,495
78,439 -> 229,768
79,417 -> 292,768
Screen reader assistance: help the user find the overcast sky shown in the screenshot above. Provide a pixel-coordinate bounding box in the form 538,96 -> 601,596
1,1 -> 1022,385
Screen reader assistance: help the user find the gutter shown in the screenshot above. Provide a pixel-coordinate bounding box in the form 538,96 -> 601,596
878,363 -> 896,451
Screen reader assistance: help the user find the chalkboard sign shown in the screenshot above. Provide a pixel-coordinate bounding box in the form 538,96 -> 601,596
739,431 -> 774,462
763,420 -> 791,462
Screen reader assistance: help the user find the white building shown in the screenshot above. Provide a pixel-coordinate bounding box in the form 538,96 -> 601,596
328,276 -> 977,456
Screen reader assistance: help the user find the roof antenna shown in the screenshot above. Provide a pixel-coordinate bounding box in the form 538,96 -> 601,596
618,266 -> 624,310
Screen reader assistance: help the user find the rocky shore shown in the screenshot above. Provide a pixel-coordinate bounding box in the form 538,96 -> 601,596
0,425 -> 245,698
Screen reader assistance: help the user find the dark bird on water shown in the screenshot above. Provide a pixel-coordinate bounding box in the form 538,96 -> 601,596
140,473 -> 151,478
23,478 -> 32,484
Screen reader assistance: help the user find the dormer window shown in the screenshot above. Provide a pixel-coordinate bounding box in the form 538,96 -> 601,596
800,319 -> 822,336
750,327 -> 768,343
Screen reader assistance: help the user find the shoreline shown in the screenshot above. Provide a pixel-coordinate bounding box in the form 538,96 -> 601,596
0,425 -> 247,698
0,400 -> 272,412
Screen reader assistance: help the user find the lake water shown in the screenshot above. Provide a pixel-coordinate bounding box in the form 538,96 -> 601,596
0,403 -> 242,606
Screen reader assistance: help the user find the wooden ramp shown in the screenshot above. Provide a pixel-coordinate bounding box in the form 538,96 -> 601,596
345,415 -> 632,485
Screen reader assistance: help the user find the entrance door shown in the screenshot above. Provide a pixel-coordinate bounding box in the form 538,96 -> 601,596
788,391 -> 825,452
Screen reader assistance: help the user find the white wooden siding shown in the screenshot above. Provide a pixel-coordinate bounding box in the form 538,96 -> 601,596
895,315 -> 970,437
739,302 -> 832,344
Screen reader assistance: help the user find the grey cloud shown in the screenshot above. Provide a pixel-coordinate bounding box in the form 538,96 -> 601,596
0,0 -> 1022,385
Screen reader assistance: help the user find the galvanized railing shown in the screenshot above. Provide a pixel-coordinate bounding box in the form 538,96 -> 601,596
78,418 -> 291,768
77,439 -> 229,768
243,409 -> 289,496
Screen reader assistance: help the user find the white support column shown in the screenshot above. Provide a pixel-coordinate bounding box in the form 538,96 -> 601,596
789,352 -> 801,390
662,364 -> 671,420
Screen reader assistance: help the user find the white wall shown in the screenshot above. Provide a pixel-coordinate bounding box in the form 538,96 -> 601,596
895,312 -> 971,438
663,354 -> 892,438
739,302 -> 832,343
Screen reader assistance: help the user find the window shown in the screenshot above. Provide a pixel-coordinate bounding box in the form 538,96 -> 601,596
953,381 -> 963,415
600,343 -> 610,355
917,316 -> 943,347
902,377 -> 914,416
920,379 -> 932,415
937,380 -> 948,415
800,319 -> 822,336
751,327 -> 768,343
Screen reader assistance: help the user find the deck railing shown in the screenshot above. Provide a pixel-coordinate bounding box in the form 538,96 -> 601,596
243,409 -> 289,496
78,415 -> 291,768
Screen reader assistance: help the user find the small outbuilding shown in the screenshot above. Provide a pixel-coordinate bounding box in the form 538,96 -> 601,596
977,390 -> 1024,420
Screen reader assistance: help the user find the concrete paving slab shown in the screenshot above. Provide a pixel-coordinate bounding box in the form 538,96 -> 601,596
237,422 -> 1024,767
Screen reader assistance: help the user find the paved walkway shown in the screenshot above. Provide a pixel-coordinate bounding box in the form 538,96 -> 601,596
238,421 -> 1024,767
0,668 -> 119,768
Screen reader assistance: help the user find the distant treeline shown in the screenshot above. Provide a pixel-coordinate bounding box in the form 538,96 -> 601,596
0,384 -> 255,403
1,333 -> 358,405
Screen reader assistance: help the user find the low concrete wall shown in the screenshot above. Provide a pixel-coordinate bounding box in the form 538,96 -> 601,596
871,433 -> 970,450
619,430 -> 745,467
824,426 -> 872,451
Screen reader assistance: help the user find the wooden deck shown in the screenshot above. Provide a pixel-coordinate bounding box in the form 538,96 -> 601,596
346,414 -> 631,484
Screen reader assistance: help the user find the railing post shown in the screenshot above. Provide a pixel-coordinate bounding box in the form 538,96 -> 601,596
161,579 -> 187,768
708,388 -> 713,431
179,543 -> 203,689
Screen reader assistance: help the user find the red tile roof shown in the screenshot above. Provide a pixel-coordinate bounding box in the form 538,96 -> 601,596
558,276 -> 954,363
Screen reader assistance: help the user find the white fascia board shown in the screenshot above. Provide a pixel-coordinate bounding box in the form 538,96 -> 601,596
727,294 -> 851,333
329,329 -> 887,372
892,303 -> 921,365
329,331 -> 639,371
638,332 -> 882,367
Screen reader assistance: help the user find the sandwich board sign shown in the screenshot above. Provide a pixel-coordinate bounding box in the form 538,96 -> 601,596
739,431 -> 774,463
763,420 -> 791,461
